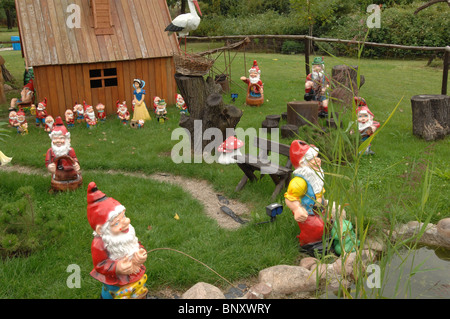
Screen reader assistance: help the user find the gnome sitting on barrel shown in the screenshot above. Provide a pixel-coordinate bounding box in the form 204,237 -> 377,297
45,117 -> 81,190
87,182 -> 148,299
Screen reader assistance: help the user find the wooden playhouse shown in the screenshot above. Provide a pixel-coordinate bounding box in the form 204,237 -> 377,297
15,0 -> 180,118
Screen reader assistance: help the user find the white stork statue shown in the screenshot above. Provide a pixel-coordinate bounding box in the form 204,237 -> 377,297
165,0 -> 202,53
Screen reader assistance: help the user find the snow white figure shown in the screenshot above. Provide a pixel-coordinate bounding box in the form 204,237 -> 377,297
132,79 -> 151,122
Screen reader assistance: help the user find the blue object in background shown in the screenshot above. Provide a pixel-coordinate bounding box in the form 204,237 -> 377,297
11,36 -> 21,51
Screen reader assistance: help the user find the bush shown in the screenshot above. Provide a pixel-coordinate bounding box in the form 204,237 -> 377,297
281,40 -> 304,54
0,186 -> 65,257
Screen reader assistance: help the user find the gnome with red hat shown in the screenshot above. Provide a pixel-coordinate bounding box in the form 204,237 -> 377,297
352,97 -> 380,155
87,182 -> 148,299
9,79 -> 34,112
35,98 -> 48,127
14,110 -> 28,135
241,60 -> 264,99
284,140 -> 329,251
83,101 -> 97,128
45,116 -> 80,176
116,100 -> 130,125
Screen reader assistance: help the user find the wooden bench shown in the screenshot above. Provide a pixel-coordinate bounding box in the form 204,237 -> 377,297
234,137 -> 292,200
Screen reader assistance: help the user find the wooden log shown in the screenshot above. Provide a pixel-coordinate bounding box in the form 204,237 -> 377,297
262,114 -> 281,129
411,94 -> 449,141
175,74 -> 243,151
331,65 -> 364,107
287,101 -> 318,127
281,124 -> 299,138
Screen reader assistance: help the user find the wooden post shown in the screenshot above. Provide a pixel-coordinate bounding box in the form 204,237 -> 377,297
287,101 -> 318,127
442,48 -> 449,95
0,55 -> 6,104
411,94 -> 449,141
304,38 -> 310,76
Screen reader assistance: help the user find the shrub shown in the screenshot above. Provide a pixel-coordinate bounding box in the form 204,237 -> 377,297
281,40 -> 304,54
0,186 -> 65,257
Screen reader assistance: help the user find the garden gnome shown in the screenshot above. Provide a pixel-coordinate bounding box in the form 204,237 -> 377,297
116,100 -> 130,125
84,101 -> 97,129
176,93 -> 188,114
9,79 -> 34,112
96,103 -> 106,122
132,79 -> 151,122
45,117 -> 80,176
87,182 -> 148,299
352,97 -> 380,155
305,57 -> 330,118
284,140 -> 328,250
65,109 -> 75,128
35,98 -> 48,127
15,110 -> 28,135
44,115 -> 54,133
155,99 -> 168,122
73,103 -> 85,124
241,60 -> 264,98
8,110 -> 17,127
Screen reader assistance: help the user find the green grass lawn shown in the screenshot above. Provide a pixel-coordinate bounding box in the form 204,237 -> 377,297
0,41 -> 449,298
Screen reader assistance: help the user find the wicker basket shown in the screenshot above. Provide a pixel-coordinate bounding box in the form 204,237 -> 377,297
174,53 -> 214,76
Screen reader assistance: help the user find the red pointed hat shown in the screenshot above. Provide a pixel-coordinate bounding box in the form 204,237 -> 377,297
354,96 -> 367,107
38,97 -> 47,108
356,105 -> 374,117
290,140 -> 319,169
83,101 -> 92,111
249,60 -> 260,74
87,182 -> 125,231
50,116 -> 69,137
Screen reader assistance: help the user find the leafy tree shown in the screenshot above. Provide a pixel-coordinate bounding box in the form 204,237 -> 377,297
0,0 -> 16,29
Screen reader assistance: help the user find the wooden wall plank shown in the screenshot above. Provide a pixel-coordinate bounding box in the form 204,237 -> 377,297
61,65 -> 73,114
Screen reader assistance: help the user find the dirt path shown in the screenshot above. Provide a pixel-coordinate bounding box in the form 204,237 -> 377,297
0,164 -> 250,229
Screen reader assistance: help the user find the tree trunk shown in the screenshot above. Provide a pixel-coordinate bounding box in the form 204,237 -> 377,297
331,65 -> 365,107
287,101 -> 318,127
0,56 -> 6,104
175,74 -> 243,152
411,94 -> 449,141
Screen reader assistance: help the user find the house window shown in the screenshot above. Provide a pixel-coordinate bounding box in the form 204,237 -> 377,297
89,68 -> 118,88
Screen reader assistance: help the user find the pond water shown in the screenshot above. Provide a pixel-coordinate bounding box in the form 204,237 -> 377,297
323,245 -> 450,299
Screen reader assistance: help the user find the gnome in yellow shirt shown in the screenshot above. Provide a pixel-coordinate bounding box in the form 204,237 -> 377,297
284,140 -> 328,247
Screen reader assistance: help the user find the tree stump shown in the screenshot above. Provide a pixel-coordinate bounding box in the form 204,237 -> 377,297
411,94 -> 449,141
281,124 -> 299,138
330,65 -> 365,107
287,101 -> 318,127
175,74 -> 243,152
262,114 -> 281,129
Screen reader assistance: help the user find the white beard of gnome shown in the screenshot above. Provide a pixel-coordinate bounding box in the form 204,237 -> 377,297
293,165 -> 325,195
51,136 -> 71,157
99,223 -> 140,261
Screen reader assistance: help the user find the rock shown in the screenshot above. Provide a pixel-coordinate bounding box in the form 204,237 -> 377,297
364,237 -> 385,252
3,83 -> 13,91
299,257 -> 318,270
437,218 -> 450,241
181,282 -> 225,299
258,265 -> 316,295
245,283 -> 272,299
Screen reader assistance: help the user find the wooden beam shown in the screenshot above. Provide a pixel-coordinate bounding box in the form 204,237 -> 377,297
442,47 -> 449,95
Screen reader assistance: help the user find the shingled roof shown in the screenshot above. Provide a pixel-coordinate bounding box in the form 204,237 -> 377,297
15,0 -> 180,67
